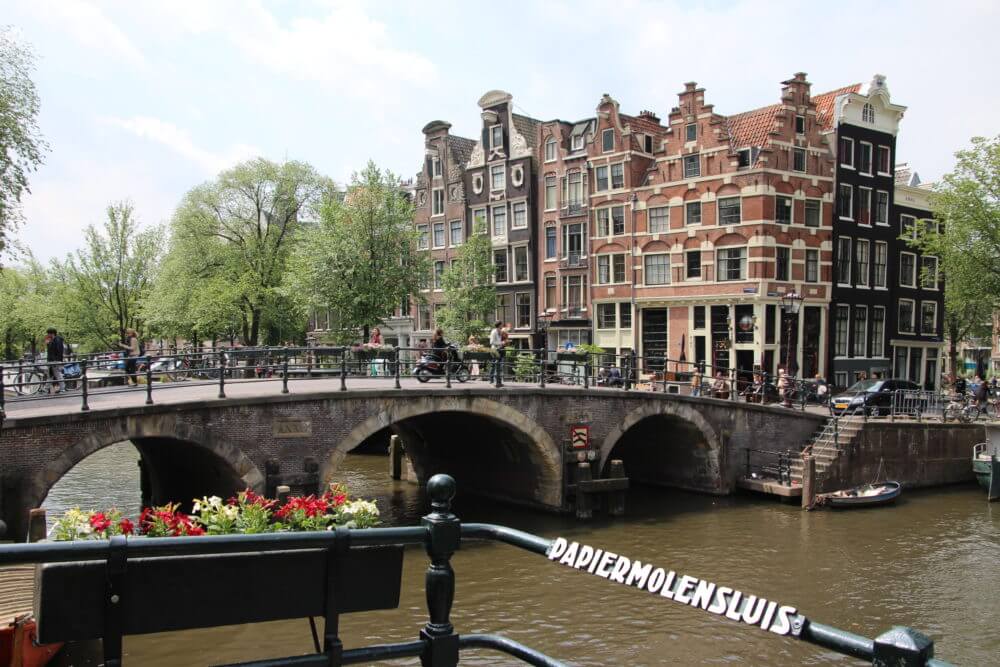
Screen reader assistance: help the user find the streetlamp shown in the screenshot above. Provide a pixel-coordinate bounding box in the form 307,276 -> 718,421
780,292 -> 803,407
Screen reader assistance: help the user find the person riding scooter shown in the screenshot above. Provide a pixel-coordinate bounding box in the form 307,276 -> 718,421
413,330 -> 471,383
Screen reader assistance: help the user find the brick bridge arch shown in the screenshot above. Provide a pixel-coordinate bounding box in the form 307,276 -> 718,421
327,396 -> 562,508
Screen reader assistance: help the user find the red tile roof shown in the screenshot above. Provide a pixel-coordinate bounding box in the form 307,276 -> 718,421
621,113 -> 666,136
726,104 -> 781,149
811,84 -> 861,131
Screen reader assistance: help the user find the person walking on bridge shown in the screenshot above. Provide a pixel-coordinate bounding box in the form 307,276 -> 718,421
45,327 -> 66,394
116,328 -> 141,386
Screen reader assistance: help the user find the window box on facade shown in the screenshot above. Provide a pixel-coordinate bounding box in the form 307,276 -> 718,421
871,307 -> 885,357
859,142 -> 873,175
834,305 -> 849,356
858,187 -> 872,225
837,237 -> 851,285
899,252 -> 916,288
854,239 -> 869,287
921,256 -> 939,289
852,306 -> 867,357
685,201 -> 701,226
685,123 -> 697,142
544,176 -> 557,211
602,128 -> 614,153
795,115 -> 806,134
472,208 -> 487,234
490,165 -> 505,191
686,250 -> 701,279
776,196 -> 792,225
545,226 -> 556,259
512,201 -> 527,229
595,166 -> 609,192
718,197 -> 741,226
875,191 -> 889,225
449,220 -> 463,246
649,206 -> 670,233
611,163 -> 625,189
920,301 -> 937,334
805,199 -> 821,227
544,138 -> 557,162
644,254 -> 670,285
683,155 -> 700,178
597,303 -> 616,329
513,246 -> 529,282
838,184 -> 853,220
433,260 -> 445,290
793,148 -> 806,173
877,145 -> 891,175
839,136 -> 854,168
432,188 -> 444,216
417,224 -> 429,250
597,254 -> 626,284
433,222 -> 445,248
494,250 -> 508,283
716,247 -> 746,281
806,249 -> 819,283
898,299 -> 915,334
492,205 -> 507,237
775,247 -> 790,281
516,293 -> 531,329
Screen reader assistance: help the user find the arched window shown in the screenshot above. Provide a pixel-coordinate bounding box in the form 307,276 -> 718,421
862,103 -> 875,124
544,138 -> 557,162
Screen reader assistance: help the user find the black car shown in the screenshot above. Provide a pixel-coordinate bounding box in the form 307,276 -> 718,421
829,379 -> 921,416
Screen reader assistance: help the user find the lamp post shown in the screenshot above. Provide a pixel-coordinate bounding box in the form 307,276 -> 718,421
781,292 -> 803,407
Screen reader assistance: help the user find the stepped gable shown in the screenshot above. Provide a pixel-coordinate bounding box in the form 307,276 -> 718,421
811,83 -> 862,131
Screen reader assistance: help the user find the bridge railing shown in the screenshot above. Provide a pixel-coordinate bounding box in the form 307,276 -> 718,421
0,474 -> 952,666
744,448 -> 793,485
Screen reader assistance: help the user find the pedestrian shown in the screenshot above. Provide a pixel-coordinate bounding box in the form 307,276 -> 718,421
369,327 -> 383,377
488,321 -> 503,382
117,328 -> 141,386
45,327 -> 66,394
814,374 -> 829,405
690,367 -> 702,397
954,374 -> 967,397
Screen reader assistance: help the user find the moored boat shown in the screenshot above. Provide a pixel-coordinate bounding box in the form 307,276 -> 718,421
972,442 -> 1000,501
823,481 -> 901,508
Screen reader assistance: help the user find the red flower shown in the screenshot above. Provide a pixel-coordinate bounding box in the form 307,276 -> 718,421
89,512 -> 111,533
118,518 -> 134,535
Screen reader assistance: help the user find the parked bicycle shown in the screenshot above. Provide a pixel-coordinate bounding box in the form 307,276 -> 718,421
943,391 -> 979,423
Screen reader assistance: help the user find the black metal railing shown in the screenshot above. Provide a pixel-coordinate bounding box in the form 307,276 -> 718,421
745,448 -> 793,485
0,474 -> 952,666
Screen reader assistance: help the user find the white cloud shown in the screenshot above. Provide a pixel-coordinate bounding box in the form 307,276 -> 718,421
25,0 -> 147,70
100,115 -> 260,175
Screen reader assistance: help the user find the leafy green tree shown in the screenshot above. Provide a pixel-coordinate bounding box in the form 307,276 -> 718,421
0,28 -> 48,258
290,162 -> 428,341
0,257 -> 56,358
911,135 -> 1000,373
50,201 -> 161,350
163,158 -> 333,345
436,220 -> 494,343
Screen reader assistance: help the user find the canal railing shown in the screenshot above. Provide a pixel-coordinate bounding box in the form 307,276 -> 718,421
744,448 -> 793,485
0,474 -> 953,666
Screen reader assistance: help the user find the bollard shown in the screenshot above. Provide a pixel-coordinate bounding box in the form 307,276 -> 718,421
281,357 -> 289,394
145,363 -> 154,405
217,351 -> 226,399
276,485 -> 291,506
872,626 -> 935,666
608,459 -> 626,517
575,462 -> 593,520
81,360 -> 90,412
394,348 -> 401,389
27,508 -> 47,543
539,353 -> 546,388
340,353 -> 347,391
801,455 -> 816,510
388,434 -> 403,480
420,475 -> 461,667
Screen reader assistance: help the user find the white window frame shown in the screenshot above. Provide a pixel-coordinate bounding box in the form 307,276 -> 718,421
544,275 -> 557,310
432,221 -> 446,249
900,214 -> 917,240
489,124 -> 503,149
472,208 -> 487,234
834,305 -> 850,357
920,301 -> 938,335
544,176 -> 557,211
595,165 -> 609,192
854,239 -> 869,287
795,114 -> 806,134
775,195 -> 793,225
898,298 -> 916,334
685,201 -> 701,226
512,244 -> 530,283
839,136 -> 855,168
874,241 -> 888,288
858,141 -> 873,176
490,164 -> 505,192
876,145 -> 891,175
858,186 -> 872,226
838,183 -> 853,221
571,133 -> 585,152
899,251 -> 917,288
602,128 -> 614,153
716,246 -> 746,282
493,249 -> 509,284
544,138 -> 557,162
649,206 -> 670,233
544,225 -> 557,260
774,245 -> 791,281
805,199 -> 821,227
644,253 -> 671,285
610,162 -> 625,189
683,154 -> 700,178
491,204 -> 507,238
433,260 -> 445,291
875,190 -> 889,226
685,123 -> 697,142
792,147 -> 806,173
686,249 -> 701,280
596,303 -> 617,330
515,292 -> 532,330
511,200 -> 528,229
596,253 -> 627,285
805,249 -> 819,283
718,196 -> 741,226
862,103 -> 875,124
921,256 -> 939,290
431,188 -> 445,217
871,306 -> 886,357
852,305 -> 868,358
416,224 -> 429,251
432,157 -> 442,178
449,219 -> 463,247
837,237 -> 852,286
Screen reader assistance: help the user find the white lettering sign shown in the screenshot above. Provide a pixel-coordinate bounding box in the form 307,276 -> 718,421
547,537 -> 802,637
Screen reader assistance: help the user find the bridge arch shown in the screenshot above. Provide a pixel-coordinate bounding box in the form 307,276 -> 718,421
598,400 -> 724,494
326,396 -> 562,508
25,415 -> 264,519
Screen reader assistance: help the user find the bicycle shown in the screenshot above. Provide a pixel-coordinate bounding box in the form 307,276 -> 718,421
3,359 -> 51,396
943,392 -> 977,423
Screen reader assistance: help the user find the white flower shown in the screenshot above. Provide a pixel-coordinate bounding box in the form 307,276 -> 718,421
341,500 -> 379,516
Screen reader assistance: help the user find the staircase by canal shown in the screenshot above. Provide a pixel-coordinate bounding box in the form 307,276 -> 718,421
789,415 -> 865,485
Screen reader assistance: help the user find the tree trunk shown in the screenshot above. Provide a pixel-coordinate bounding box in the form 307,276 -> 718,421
948,320 -> 960,377
362,324 -> 370,343
250,308 -> 261,346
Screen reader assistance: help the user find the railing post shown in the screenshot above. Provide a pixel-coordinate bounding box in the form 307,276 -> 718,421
420,474 -> 460,667
144,362 -> 153,405
394,347 -> 402,389
624,354 -> 631,391
81,360 -> 90,412
217,351 -> 226,399
495,347 -> 504,389
539,351 -> 546,388
281,356 -> 289,394
0,370 -> 6,427
340,351 -> 347,391
583,358 -> 589,389
445,353 -> 452,389
16,359 -> 22,394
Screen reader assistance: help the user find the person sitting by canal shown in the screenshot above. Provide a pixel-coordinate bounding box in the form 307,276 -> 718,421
744,373 -> 764,403
777,369 -> 788,402
711,371 -> 728,399
116,328 -> 141,386
45,327 -> 66,394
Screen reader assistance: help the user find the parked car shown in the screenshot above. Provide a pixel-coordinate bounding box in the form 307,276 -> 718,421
829,379 -> 921,416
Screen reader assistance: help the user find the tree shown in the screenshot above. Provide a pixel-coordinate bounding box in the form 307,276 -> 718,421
0,28 -> 48,258
911,135 -> 1000,373
291,162 -> 428,341
0,256 -> 56,358
165,158 -> 333,345
436,220 -> 494,343
51,201 -> 162,350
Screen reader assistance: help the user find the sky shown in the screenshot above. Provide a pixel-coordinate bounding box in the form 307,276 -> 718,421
6,0 -> 998,261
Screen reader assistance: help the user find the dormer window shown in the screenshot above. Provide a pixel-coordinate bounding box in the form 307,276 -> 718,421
490,125 -> 503,149
602,128 -> 614,153
862,103 -> 875,124
644,134 -> 653,153
795,114 -> 806,134
685,123 -> 697,142
737,149 -> 751,168
544,138 -> 557,162
571,134 -> 584,151
431,157 -> 442,177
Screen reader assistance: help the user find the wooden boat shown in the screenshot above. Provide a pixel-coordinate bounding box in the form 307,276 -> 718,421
1,564 -> 63,666
824,481 -> 901,508
972,442 -> 1000,501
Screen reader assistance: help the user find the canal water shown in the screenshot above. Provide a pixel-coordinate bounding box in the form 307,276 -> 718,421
42,443 -> 998,666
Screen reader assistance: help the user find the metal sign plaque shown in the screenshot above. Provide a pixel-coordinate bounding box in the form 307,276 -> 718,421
570,426 -> 589,450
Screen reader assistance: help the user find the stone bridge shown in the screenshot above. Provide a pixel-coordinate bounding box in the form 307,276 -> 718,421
0,382 -> 825,538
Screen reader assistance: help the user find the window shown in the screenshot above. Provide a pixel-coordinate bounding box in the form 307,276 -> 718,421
544,138 -> 557,162
877,146 -> 891,174
838,183 -> 853,219
874,241 -> 887,288
492,205 -> 506,236
852,307 -> 867,357
683,154 -> 700,178
875,191 -> 889,225
544,176 -> 557,210
859,142 -> 873,175
834,305 -> 849,356
545,276 -> 556,310
805,249 -> 819,283
512,201 -> 527,229
602,128 -> 614,152
793,148 -> 806,173
854,239 -> 869,286
565,172 -> 584,207
686,250 -> 701,279
417,304 -> 432,331
611,163 -> 624,189
685,201 -> 701,226
597,303 -> 616,329
805,199 -> 821,227
921,301 -> 937,334
620,303 -> 632,329
776,196 -> 792,224
472,208 -> 487,234
596,205 -> 625,236
571,133 -> 584,151
899,252 -> 916,287
649,206 -> 670,233
490,125 -> 502,149
490,165 -> 505,191
837,237 -> 851,284
900,215 -> 916,239
775,247 -> 790,281
516,293 -> 531,329
644,254 -> 670,285
685,123 -> 697,142
718,197 -> 741,225
693,306 -> 706,329
495,294 -> 510,325
433,260 -> 445,289
563,275 -> 584,316
795,114 -> 806,134
433,222 -> 445,248
921,256 -> 939,289
858,187 -> 872,225
644,135 -> 653,153
545,226 -> 556,259
449,220 -> 463,246
432,188 -> 444,216
597,254 -> 626,284
862,103 -> 875,124
839,136 -> 854,167
563,223 -> 584,260
871,307 -> 885,357
493,250 -> 508,283
595,165 -> 609,191
417,224 -> 429,250
432,157 -> 442,177
514,246 -> 529,282
716,247 -> 746,281
737,149 -> 751,168
898,299 -> 915,333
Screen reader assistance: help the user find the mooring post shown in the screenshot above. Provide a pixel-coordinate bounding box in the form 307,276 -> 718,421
608,459 -> 626,517
27,508 -> 47,543
420,474 -> 460,667
388,434 -> 404,480
801,455 -> 816,510
144,363 -> 154,405
872,626 -> 935,666
576,462 -> 593,520
445,354 -> 452,389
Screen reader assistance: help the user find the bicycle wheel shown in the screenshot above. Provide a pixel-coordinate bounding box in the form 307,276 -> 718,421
15,370 -> 47,396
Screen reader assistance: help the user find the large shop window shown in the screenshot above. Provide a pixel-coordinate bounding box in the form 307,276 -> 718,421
641,308 -> 668,373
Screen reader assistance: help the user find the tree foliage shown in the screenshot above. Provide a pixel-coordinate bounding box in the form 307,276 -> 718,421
436,220 -> 494,343
0,27 -> 48,258
290,162 -> 427,341
0,255 -> 56,358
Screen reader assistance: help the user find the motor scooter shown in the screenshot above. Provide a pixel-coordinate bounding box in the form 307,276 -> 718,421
413,345 -> 470,383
